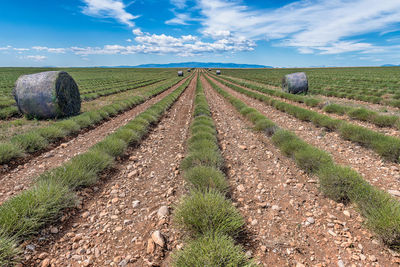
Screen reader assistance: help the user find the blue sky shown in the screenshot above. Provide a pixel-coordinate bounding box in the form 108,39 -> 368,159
1,0 -> 400,67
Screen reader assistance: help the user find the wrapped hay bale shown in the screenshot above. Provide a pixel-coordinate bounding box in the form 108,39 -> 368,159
187,69 -> 191,72
216,70 -> 221,75
282,72 -> 308,94
178,71 -> 184,77
14,71 -> 81,119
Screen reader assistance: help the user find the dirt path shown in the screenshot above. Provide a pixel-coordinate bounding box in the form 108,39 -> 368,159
206,75 -> 400,201
23,75 -> 197,267
216,76 -> 400,137
0,76 -> 191,205
201,76 -> 399,266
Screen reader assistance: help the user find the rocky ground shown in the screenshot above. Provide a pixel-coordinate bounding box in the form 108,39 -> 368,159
206,75 -> 400,201
0,77 -> 190,205
20,76 -> 196,267
202,75 -> 400,266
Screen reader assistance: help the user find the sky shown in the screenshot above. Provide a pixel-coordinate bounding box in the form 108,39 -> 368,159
0,0 -> 400,67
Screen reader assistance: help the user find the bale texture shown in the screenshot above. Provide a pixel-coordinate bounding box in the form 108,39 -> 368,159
282,72 -> 308,94
216,70 -> 221,75
178,71 -> 184,77
14,71 -> 81,119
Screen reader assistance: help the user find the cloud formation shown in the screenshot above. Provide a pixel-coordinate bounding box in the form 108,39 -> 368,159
82,0 -> 138,27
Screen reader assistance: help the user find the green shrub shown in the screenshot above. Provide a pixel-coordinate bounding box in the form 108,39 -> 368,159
71,115 -> 93,128
188,132 -> 217,145
304,98 -> 320,107
294,146 -> 332,173
348,108 -> 374,121
370,138 -> 400,162
54,120 -> 81,134
184,166 -> 229,194
190,125 -> 217,136
323,104 -> 347,115
113,129 -> 141,144
339,123 -> 375,145
181,149 -> 223,171
172,233 -> 256,267
0,233 -> 19,267
36,126 -> 66,142
188,139 -> 218,153
174,190 -> 244,237
91,136 -> 127,157
371,115 -> 398,128
0,143 -> 23,164
10,132 -> 48,153
0,179 -> 75,238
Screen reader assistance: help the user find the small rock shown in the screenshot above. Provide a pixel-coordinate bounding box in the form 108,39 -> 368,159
307,217 -> 315,224
245,250 -> 252,259
337,260 -> 345,267
237,184 -> 245,192
239,145 -> 247,150
343,210 -> 351,217
157,206 -> 169,219
388,190 -> 400,197
82,211 -> 90,218
50,227 -> 59,234
328,230 -> 337,237
147,238 -> 155,254
132,200 -> 140,208
296,262 -> 305,267
151,230 -> 165,247
369,255 -> 377,262
119,259 -> 128,266
26,244 -> 35,251
271,205 -> 280,211
360,254 -> 366,261
38,252 -> 48,259
41,258 -> 50,267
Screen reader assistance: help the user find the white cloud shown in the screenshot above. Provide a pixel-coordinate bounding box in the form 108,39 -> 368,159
82,0 -> 138,27
32,46 -> 66,53
171,0 -> 187,9
132,28 -> 143,36
196,0 -> 400,54
25,55 -> 47,61
0,45 -> 12,51
126,38 -> 132,42
165,13 -> 191,25
13,48 -> 30,51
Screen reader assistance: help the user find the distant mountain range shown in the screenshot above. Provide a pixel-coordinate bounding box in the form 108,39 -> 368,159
381,64 -> 400,67
102,62 -> 273,68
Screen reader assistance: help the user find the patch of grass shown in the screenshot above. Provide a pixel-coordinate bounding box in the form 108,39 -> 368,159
0,143 -> 24,164
348,108 -> 375,121
0,233 -> 19,267
181,149 -> 223,171
0,179 -> 75,238
113,128 -> 141,144
71,115 -> 93,128
323,104 -> 348,115
53,120 -> 81,135
294,146 -> 332,173
184,166 -> 229,194
10,132 -> 48,153
371,115 -> 398,128
304,98 -> 320,107
174,190 -> 244,237
91,136 -> 127,157
172,233 -> 256,267
36,126 -> 66,142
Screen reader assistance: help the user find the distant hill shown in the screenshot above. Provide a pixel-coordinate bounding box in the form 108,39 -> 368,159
381,64 -> 400,67
106,62 -> 272,68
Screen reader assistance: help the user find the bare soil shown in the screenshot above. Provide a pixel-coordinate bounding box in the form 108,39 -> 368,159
0,77 -> 190,205
202,75 -> 400,266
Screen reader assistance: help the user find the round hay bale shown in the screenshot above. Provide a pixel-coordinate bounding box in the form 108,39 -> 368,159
187,69 -> 191,72
282,72 -> 308,94
178,71 -> 184,77
216,70 -> 221,75
13,71 -> 81,119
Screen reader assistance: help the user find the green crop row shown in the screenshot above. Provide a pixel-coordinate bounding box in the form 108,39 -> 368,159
207,75 -> 400,162
0,75 -> 193,266
172,75 -> 255,266
215,74 -> 400,129
205,75 -> 400,251
0,78 -> 184,165
80,78 -> 166,101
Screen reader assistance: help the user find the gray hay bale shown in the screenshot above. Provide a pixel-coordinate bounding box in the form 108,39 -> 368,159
216,70 -> 221,75
282,72 -> 308,94
178,71 -> 184,77
13,71 -> 81,119
187,69 -> 191,72
208,68 -> 211,71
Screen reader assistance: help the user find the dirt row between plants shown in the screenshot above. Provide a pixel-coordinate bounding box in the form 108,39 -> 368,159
201,75 -> 399,266
215,75 -> 400,137
22,75 -> 197,267
0,76 -> 191,205
205,75 -> 400,202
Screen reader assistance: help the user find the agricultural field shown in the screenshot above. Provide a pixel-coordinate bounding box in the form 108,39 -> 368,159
2,67 -> 400,267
